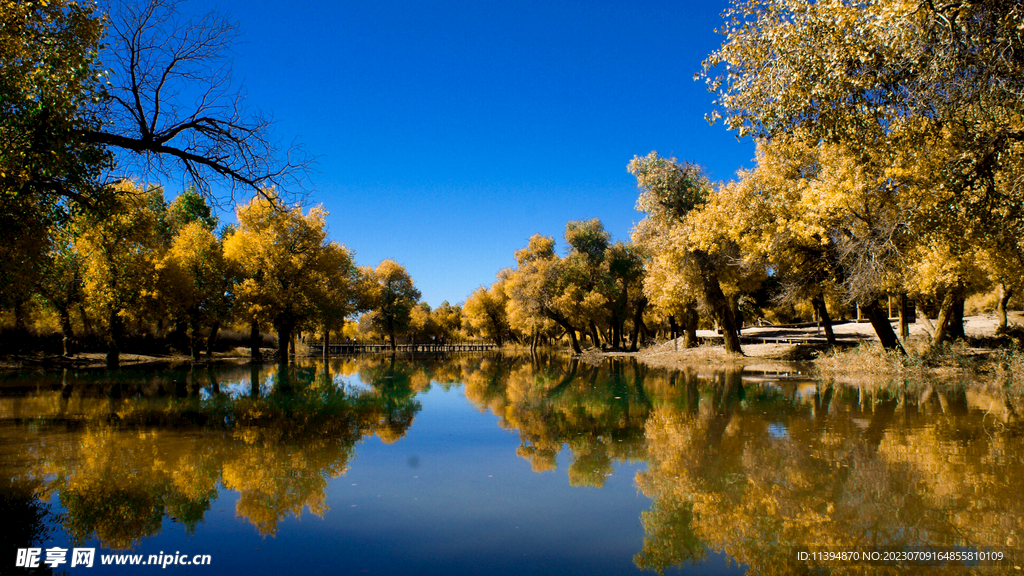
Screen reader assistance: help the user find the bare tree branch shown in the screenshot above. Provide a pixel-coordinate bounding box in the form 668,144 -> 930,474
92,0 -> 313,206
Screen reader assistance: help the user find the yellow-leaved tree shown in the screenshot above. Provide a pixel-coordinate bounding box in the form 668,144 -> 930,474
700,0 -> 1024,352
75,182 -> 165,368
504,234 -> 585,354
430,301 -> 464,342
629,153 -> 745,354
224,193 -> 359,363
162,221 -> 233,360
362,259 -> 421,351
308,242 -> 367,359
463,280 -> 512,347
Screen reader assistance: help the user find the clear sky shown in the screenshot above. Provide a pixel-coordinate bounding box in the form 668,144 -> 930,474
187,0 -> 755,307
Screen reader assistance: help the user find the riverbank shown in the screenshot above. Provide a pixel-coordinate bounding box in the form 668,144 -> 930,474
586,313 -> 1024,390
0,349 -> 262,371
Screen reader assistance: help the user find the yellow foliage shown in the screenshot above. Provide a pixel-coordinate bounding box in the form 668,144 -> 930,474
75,181 -> 166,330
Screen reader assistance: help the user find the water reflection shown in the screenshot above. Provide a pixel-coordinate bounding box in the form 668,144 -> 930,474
0,359 -> 425,548
463,356 -> 650,485
635,379 -> 1024,575
450,357 -> 1024,574
1,356 -> 1023,574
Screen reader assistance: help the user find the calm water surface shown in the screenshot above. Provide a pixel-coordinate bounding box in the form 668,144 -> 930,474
2,355 -> 1022,575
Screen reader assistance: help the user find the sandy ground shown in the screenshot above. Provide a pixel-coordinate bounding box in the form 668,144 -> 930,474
590,312 -> 1023,372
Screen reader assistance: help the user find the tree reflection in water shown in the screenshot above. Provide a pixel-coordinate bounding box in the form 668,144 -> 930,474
459,358 -> 1024,574
0,359 -> 419,547
1,356 -> 1023,575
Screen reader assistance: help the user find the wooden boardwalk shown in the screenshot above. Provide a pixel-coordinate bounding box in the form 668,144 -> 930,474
696,335 -> 838,346
308,342 -> 498,355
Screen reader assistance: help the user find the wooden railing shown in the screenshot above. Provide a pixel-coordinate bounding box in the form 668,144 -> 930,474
308,342 -> 497,355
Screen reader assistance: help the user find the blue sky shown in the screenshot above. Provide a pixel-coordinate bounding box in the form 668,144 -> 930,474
190,0 -> 754,307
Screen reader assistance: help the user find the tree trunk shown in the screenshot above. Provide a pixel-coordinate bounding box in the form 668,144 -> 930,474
388,330 -> 397,352
694,251 -> 742,354
323,327 -> 330,361
897,294 -> 910,341
173,317 -> 189,352
681,304 -> 699,349
589,321 -> 602,349
544,310 -> 582,354
732,296 -> 744,330
948,295 -> 966,341
863,300 -> 905,354
717,305 -> 742,353
59,305 -> 74,357
997,284 -> 1013,333
628,296 -> 648,352
929,289 -> 961,352
13,298 -> 28,336
190,318 -> 201,361
611,316 -> 622,350
917,303 -> 936,337
206,321 -> 220,358
668,315 -> 679,340
566,328 -> 581,354
249,320 -> 262,360
640,317 -> 653,340
276,322 -> 293,363
811,296 -> 837,346
107,308 -> 123,369
78,304 -> 93,336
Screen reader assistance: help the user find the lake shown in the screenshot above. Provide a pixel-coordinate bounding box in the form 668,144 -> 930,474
2,354 -> 1022,575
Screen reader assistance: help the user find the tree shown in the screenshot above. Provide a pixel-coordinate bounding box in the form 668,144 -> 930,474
980,236 -> 1024,332
223,193 -> 333,363
84,0 -> 310,201
36,223 -> 86,355
407,302 -> 436,344
75,182 -> 165,368
1,0 -> 110,325
700,0 -> 1024,352
364,260 -> 421,351
308,243 -> 366,360
503,268 -> 556,353
605,240 -> 648,351
430,301 -> 464,342
715,139 -> 855,347
629,153 -> 744,354
166,188 -> 218,233
463,283 -> 511,346
563,219 -> 613,348
3,0 -> 313,315
700,0 -> 1024,147
162,221 -> 233,360
505,234 -> 585,354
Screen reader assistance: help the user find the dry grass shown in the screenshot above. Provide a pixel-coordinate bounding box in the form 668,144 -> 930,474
814,339 -> 1024,394
622,340 -> 812,374
991,349 -> 1024,388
